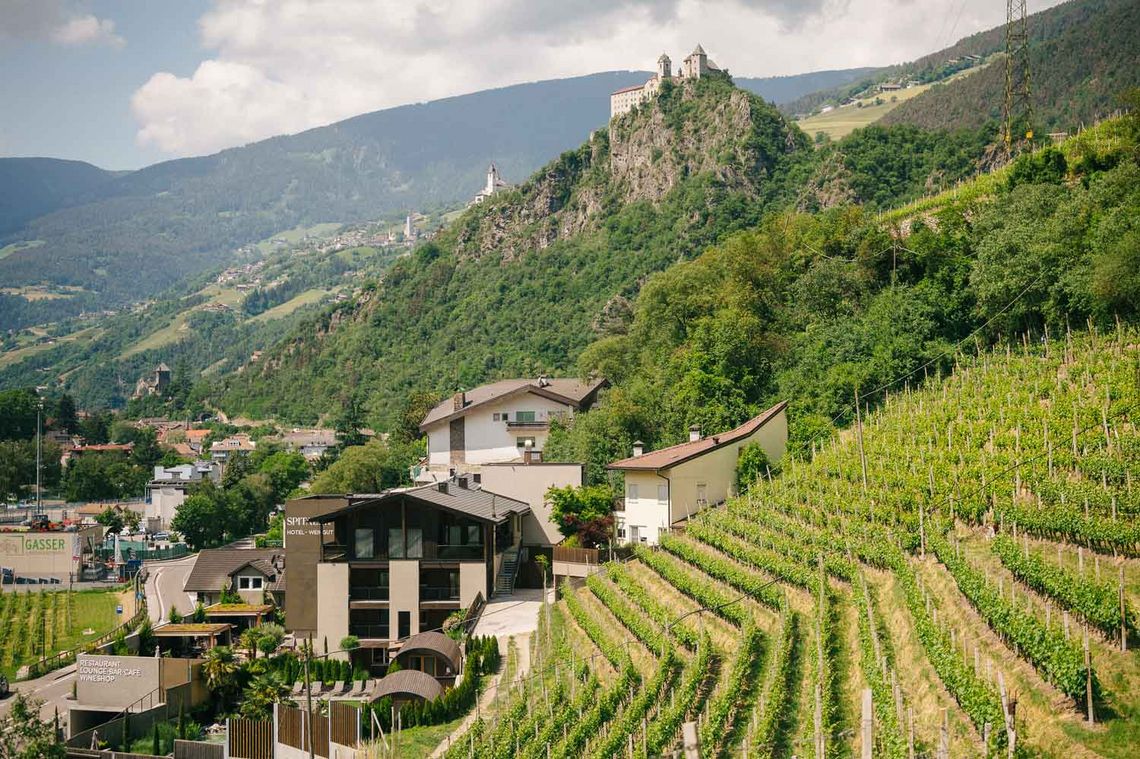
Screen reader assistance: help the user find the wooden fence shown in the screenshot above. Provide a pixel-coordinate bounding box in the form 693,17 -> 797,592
553,545 -> 599,565
227,717 -> 272,759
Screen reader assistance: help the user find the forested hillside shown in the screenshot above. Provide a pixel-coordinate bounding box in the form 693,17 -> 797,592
0,67 -> 868,332
0,158 -> 116,235
217,69 -> 1012,426
881,0 -> 1140,133
546,113 -> 1140,482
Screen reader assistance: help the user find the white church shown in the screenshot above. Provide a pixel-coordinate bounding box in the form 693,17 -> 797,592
471,162 -> 510,205
610,44 -> 723,119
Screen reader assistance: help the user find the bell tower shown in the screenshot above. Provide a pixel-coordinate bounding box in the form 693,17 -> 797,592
657,53 -> 671,80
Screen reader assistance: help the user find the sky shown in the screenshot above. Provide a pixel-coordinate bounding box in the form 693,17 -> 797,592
0,0 -> 1068,170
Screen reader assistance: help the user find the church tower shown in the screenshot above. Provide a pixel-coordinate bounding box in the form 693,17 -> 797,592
657,53 -> 671,80
485,163 -> 501,196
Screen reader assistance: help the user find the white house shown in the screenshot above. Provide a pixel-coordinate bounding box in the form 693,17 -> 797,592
418,376 -> 607,472
146,461 -> 221,531
610,44 -> 724,118
608,401 -> 787,545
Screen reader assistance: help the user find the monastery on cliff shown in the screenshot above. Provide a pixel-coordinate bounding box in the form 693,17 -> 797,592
610,44 -> 722,119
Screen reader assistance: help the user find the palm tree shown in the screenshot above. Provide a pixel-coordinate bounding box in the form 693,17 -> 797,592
239,670 -> 294,721
239,627 -> 261,660
201,646 -> 239,710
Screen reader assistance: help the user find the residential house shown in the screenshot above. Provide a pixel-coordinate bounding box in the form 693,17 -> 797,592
608,401 -> 788,545
183,547 -> 285,607
279,428 -> 337,462
417,376 -> 606,473
210,433 -> 256,462
184,429 -> 210,454
61,442 -> 133,468
287,477 -> 529,673
145,460 -> 222,531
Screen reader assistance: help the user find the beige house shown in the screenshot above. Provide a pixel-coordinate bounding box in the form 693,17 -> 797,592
608,401 -> 787,545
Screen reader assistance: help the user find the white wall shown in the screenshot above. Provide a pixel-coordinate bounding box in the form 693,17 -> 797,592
426,393 -> 575,467
459,562 -> 486,608
146,487 -> 186,529
617,471 -> 670,546
479,463 -> 583,546
617,408 -> 787,545
389,560 -> 420,639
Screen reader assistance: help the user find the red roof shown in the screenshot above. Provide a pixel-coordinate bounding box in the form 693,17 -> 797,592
611,84 -> 646,95
608,401 -> 787,472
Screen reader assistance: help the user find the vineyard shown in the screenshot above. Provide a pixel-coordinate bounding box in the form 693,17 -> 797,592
0,588 -> 122,678
446,327 -> 1139,758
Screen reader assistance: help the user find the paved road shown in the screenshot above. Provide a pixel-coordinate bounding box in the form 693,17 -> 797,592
0,663 -> 78,727
145,554 -> 198,622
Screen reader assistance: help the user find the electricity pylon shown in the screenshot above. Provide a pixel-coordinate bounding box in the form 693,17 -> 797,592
1003,0 -> 1033,152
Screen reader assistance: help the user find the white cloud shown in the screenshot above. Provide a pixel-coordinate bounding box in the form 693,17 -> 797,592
50,14 -> 124,48
0,1 -> 124,47
130,0 -> 1065,157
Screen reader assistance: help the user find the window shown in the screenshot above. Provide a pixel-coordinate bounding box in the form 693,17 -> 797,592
516,436 -> 536,449
627,483 -> 639,502
398,611 -> 411,640
237,576 -> 263,590
492,412 -> 506,422
388,527 -> 404,559
696,483 -> 708,505
407,527 -> 423,559
354,528 -> 374,559
515,410 -> 536,423
629,526 -> 641,543
473,473 -> 482,484
657,484 -> 668,505
617,525 -> 627,539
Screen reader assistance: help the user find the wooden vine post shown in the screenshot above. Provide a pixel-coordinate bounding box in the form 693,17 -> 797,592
1120,561 -> 1128,653
855,387 -> 868,495
1085,626 -> 1095,724
997,672 -> 1016,759
861,688 -> 873,759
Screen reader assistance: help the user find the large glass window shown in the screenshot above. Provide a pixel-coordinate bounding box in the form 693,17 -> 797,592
388,527 -> 404,559
515,410 -> 536,422
354,528 -> 374,559
407,528 -> 423,558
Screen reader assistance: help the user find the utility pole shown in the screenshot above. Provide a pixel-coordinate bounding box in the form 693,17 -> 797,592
35,399 -> 44,517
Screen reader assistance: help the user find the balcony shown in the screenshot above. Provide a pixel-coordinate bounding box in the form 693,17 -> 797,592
323,542 -> 484,563
506,420 -> 549,430
349,586 -> 389,601
419,586 -> 460,602
349,624 -> 389,640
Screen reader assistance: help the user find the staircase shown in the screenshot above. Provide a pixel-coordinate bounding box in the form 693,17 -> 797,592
493,547 -> 521,597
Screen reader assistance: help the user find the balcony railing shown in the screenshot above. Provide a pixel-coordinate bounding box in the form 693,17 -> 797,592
506,420 -> 549,429
323,542 -> 484,562
349,586 -> 389,601
419,586 -> 460,601
349,624 -> 389,640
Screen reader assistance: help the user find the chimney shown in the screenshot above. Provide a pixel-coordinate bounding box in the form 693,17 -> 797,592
632,440 -> 644,457
457,475 -> 469,489
452,391 -> 466,411
437,482 -> 449,495
689,425 -> 702,442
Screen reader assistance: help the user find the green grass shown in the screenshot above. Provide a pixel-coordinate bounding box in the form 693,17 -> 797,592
248,288 -> 333,323
0,326 -> 103,369
118,284 -> 242,358
375,715 -> 466,757
0,240 -> 44,260
254,222 -> 343,254
796,65 -> 988,141
0,588 -> 122,678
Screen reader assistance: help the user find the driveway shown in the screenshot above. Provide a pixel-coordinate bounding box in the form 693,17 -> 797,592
0,664 -> 78,728
472,587 -> 552,638
144,554 -> 198,622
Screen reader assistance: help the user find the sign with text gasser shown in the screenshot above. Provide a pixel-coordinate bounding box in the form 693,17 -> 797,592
0,532 -> 77,574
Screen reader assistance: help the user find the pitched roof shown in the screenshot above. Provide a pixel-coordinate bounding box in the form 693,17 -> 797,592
611,84 -> 646,95
371,669 -> 443,702
310,479 -> 529,525
608,401 -> 787,472
183,548 -> 284,593
419,377 -> 606,431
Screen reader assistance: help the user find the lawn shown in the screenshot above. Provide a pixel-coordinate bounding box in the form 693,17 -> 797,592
366,715 -> 466,758
0,588 -> 123,678
0,240 -> 44,260
0,326 -> 103,370
796,63 -> 989,141
248,288 -> 333,323
255,222 -> 343,254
